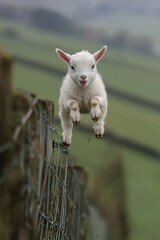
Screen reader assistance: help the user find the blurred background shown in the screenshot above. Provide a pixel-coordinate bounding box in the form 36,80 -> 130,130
0,0 -> 160,239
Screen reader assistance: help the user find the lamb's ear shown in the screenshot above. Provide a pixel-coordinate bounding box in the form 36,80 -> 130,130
55,48 -> 71,64
93,45 -> 107,62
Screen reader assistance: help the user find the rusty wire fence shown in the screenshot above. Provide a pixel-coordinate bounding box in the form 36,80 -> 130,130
0,90 -> 88,240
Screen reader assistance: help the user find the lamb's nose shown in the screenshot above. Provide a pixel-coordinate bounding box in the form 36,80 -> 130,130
80,74 -> 87,80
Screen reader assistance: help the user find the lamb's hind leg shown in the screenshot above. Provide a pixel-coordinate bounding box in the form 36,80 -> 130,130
90,97 -> 101,122
90,97 -> 107,138
93,116 -> 105,138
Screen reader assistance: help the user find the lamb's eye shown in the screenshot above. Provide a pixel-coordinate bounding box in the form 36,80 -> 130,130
91,64 -> 95,69
71,65 -> 75,70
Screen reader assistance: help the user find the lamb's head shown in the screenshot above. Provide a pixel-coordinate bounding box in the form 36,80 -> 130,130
55,46 -> 107,87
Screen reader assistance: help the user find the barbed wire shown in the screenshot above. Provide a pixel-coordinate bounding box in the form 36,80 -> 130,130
0,93 -> 87,239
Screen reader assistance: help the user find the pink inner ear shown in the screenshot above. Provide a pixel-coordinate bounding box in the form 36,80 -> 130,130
57,49 -> 71,63
93,46 -> 106,62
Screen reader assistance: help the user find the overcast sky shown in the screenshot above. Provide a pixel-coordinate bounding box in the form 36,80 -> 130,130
1,0 -> 160,16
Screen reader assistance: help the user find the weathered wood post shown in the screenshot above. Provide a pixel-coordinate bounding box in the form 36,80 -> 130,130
0,48 -> 13,239
0,50 -> 31,240
0,48 -> 12,161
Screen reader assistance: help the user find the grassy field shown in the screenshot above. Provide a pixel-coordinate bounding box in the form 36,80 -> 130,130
1,18 -> 160,103
12,63 -> 160,150
0,17 -> 160,240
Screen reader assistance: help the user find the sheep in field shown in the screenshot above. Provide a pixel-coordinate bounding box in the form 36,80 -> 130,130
55,46 -> 108,146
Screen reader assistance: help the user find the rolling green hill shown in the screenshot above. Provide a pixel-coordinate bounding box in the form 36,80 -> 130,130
0,17 -> 160,240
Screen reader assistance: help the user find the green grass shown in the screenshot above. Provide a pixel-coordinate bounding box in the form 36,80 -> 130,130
1,17 -> 160,240
103,62 -> 160,103
13,65 -> 61,102
123,150 -> 160,240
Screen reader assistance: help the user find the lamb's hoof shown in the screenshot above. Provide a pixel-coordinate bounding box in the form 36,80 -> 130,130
62,141 -> 70,147
94,126 -> 104,139
95,134 -> 103,139
62,136 -> 71,147
73,120 -> 80,126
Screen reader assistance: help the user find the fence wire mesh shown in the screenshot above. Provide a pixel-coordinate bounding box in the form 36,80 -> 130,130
0,92 -> 88,240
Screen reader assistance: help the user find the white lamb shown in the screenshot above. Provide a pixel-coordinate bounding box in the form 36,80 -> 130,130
55,46 -> 108,146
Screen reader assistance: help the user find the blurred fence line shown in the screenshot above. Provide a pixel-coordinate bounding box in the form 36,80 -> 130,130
0,49 -> 88,240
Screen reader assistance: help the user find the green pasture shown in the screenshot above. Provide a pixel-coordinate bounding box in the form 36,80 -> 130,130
14,64 -> 160,150
2,38 -> 160,103
0,18 -> 160,240
1,18 -> 160,103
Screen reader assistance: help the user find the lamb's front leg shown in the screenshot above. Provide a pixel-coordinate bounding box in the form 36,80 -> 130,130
61,117 -> 73,146
60,99 -> 81,146
90,97 -> 107,138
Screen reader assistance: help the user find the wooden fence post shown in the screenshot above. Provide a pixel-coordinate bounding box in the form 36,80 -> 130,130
0,48 -> 12,138
0,48 -> 12,160
0,49 -> 13,240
